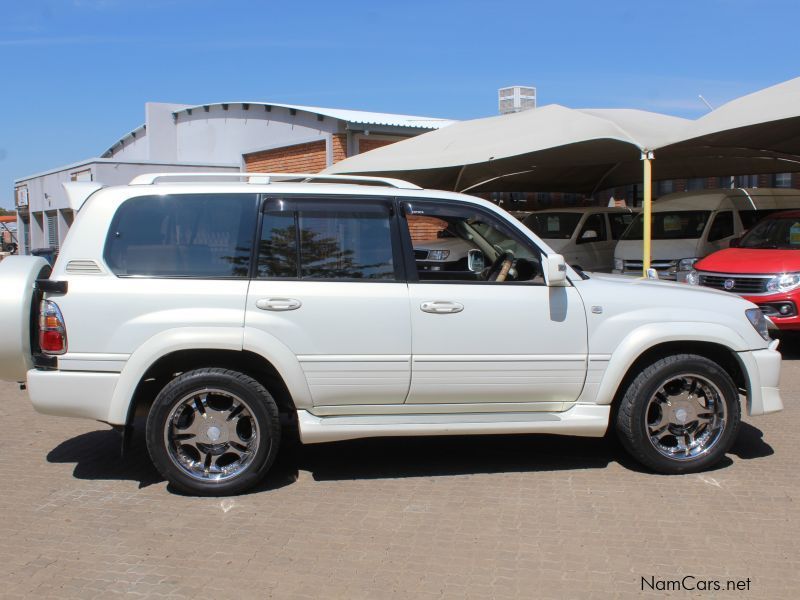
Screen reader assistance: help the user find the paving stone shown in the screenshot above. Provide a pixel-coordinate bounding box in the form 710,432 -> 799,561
1,348 -> 799,599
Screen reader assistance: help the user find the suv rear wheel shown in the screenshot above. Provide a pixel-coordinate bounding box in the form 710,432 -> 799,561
146,368 -> 280,495
616,354 -> 741,474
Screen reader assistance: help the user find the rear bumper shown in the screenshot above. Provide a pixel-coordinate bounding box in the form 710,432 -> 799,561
27,369 -> 119,423
739,341 -> 783,416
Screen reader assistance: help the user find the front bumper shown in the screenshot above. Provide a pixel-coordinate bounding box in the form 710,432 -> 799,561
27,369 -> 119,422
739,339 -> 783,416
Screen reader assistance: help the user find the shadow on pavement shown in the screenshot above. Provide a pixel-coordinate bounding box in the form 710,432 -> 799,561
47,419 -> 774,494
729,421 -> 774,460
47,425 -> 163,489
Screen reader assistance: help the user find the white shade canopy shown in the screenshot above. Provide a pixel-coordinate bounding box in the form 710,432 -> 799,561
326,77 -> 800,193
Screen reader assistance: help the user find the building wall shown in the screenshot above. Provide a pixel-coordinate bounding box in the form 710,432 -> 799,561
408,216 -> 448,242
244,140 -> 328,174
332,134 -> 347,163
357,137 -> 397,154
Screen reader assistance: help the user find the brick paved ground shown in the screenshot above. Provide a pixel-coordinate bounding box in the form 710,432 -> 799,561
2,345 -> 800,599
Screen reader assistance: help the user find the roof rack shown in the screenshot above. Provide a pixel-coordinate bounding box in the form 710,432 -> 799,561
128,172 -> 422,189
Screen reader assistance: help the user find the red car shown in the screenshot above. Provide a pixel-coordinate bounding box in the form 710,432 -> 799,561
688,210 -> 800,329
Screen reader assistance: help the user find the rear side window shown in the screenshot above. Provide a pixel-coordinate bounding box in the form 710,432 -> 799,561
104,194 -> 258,277
257,199 -> 397,280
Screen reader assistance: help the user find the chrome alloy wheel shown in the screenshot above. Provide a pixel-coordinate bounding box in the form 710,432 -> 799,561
164,388 -> 261,482
645,374 -> 727,461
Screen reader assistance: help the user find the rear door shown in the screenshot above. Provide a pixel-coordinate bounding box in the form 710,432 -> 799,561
244,196 -> 411,407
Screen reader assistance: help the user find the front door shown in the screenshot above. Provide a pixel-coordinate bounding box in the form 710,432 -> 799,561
400,199 -> 588,408
244,196 -> 411,407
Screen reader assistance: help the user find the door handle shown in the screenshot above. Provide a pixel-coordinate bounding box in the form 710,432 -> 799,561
421,300 -> 464,314
256,298 -> 302,311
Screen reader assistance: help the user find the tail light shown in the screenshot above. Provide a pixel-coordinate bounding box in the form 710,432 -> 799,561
39,300 -> 67,355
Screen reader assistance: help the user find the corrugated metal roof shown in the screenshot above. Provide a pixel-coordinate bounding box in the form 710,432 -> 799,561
173,102 -> 454,129
100,124 -> 146,158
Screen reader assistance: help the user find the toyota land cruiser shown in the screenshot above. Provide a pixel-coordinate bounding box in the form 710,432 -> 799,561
0,173 -> 783,495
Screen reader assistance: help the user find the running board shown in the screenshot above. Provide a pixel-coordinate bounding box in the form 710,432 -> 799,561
297,405 -> 610,444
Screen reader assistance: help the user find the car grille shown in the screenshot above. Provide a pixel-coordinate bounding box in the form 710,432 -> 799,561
698,273 -> 770,294
414,250 -> 429,260
622,259 -> 677,279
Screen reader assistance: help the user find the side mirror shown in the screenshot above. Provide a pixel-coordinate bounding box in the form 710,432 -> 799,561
729,237 -> 740,248
467,249 -> 485,272
580,229 -> 598,240
543,254 -> 569,286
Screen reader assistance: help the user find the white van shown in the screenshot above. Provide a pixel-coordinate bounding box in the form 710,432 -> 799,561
614,188 -> 800,280
523,207 -> 637,272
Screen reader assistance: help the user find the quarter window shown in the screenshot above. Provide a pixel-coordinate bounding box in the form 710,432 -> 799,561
104,194 -> 257,277
257,200 -> 397,280
708,211 -> 734,241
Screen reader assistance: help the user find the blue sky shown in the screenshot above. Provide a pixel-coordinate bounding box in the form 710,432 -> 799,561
1,0 -> 799,208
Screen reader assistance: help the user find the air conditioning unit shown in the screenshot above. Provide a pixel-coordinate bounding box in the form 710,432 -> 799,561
15,186 -> 29,208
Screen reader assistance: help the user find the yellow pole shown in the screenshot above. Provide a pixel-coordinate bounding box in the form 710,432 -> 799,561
642,151 -> 653,276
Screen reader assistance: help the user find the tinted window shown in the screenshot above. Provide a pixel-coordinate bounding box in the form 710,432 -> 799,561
105,194 -> 257,277
609,213 -> 635,239
404,200 -> 543,284
523,212 -> 582,239
740,217 -> 800,249
577,213 -> 606,243
739,209 -> 781,230
257,200 -> 396,280
708,211 -> 734,241
621,211 -> 711,240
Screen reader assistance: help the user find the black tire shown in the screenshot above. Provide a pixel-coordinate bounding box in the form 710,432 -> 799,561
615,354 -> 741,474
146,368 -> 281,496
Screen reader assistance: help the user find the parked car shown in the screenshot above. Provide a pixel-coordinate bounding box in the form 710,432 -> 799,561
688,210 -> 800,329
0,215 -> 17,256
522,207 -> 637,272
614,188 -> 800,280
0,172 -> 782,495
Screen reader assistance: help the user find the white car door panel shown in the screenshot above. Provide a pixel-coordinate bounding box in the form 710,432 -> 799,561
407,283 -> 587,405
246,281 -> 411,406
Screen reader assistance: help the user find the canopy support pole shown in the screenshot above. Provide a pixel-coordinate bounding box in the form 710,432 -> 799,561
641,151 -> 654,276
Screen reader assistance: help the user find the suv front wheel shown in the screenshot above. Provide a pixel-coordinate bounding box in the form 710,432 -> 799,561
146,368 -> 281,495
616,354 -> 741,474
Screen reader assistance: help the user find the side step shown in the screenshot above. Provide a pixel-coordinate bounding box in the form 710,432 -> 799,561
297,404 -> 610,444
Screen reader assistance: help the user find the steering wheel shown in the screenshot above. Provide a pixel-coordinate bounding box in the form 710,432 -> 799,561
485,250 -> 516,282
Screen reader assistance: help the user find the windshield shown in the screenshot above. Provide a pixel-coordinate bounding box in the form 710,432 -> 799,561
621,211 -> 711,240
740,216 -> 800,249
523,213 -> 582,239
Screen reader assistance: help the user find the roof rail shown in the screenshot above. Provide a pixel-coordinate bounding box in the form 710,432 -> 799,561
128,172 -> 422,189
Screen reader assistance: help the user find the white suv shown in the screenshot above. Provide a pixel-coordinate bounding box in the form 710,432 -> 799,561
0,173 -> 784,495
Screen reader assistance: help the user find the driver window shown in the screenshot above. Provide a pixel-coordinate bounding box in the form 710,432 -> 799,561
402,200 -> 543,284
577,213 -> 606,243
